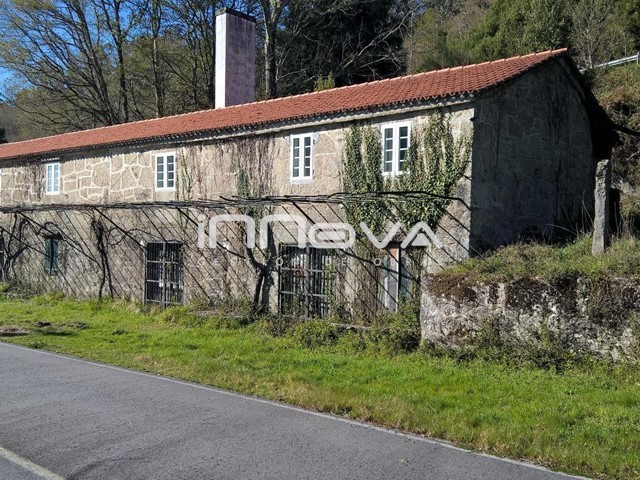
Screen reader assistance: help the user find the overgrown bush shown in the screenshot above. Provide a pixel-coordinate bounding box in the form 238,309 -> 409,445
288,301 -> 422,355
594,64 -> 640,188
291,321 -> 341,349
368,301 -> 422,354
621,194 -> 640,236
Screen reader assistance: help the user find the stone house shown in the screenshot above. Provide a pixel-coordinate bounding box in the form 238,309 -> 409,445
0,10 -> 614,319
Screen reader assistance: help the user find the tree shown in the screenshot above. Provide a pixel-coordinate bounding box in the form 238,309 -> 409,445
95,0 -> 146,122
465,0 -> 570,61
0,0 -> 122,130
0,0 -> 236,134
258,0 -> 289,98
405,0 -> 499,72
277,0 -> 417,95
571,0 -> 633,70
0,101 -> 18,142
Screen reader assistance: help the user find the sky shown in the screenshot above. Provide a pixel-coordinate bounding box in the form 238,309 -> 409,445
0,69 -> 13,102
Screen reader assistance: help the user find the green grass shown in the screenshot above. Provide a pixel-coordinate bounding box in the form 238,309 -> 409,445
1,295 -> 640,479
443,235 -> 640,283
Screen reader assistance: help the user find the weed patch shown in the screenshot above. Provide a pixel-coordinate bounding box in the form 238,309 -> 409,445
0,296 -> 639,479
444,236 -> 640,283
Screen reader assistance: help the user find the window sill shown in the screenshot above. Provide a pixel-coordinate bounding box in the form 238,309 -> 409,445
290,177 -> 314,185
382,171 -> 405,178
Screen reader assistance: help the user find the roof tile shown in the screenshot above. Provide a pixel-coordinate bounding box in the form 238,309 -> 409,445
0,49 -> 567,161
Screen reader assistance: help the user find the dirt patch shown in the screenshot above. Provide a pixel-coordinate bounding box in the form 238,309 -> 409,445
0,325 -> 31,336
33,321 -> 89,330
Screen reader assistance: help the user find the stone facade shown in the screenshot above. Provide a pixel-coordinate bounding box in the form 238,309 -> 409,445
0,57 -> 606,319
421,275 -> 640,360
469,59 -> 596,251
0,107 -> 474,207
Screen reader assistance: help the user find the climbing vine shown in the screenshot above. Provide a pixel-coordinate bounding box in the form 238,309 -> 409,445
393,111 -> 472,228
343,111 -> 472,230
233,136 -> 277,316
343,125 -> 387,234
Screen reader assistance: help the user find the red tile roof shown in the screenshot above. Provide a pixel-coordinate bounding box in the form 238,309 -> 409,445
0,49 -> 568,161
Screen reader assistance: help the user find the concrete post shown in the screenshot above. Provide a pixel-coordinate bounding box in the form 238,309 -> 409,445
592,159 -> 611,255
215,9 -> 256,109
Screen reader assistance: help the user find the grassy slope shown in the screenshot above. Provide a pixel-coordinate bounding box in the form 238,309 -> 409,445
0,294 -> 639,479
442,235 -> 640,282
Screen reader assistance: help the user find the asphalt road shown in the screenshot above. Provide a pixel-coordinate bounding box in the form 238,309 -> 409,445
0,343 -> 586,480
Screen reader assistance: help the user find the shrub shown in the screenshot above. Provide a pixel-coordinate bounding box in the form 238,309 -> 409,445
291,321 -> 341,349
369,301 -> 422,355
445,235 -> 640,283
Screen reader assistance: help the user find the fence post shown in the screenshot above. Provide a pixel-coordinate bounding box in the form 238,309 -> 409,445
592,159 -> 611,256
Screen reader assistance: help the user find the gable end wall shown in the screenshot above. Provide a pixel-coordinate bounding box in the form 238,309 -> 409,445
469,58 -> 596,252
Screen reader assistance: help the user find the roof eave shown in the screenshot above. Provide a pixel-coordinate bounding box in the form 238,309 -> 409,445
0,94 -> 475,163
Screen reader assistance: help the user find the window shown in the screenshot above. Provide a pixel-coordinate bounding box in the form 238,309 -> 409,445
381,123 -> 410,175
155,153 -> 176,190
44,237 -> 60,276
45,163 -> 61,194
145,242 -> 184,307
290,134 -> 313,180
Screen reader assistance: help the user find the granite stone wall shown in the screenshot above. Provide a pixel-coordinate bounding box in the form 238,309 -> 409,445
0,107 -> 475,207
469,58 -> 597,252
421,275 -> 640,360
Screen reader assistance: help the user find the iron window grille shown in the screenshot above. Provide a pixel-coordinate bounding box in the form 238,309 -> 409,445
145,241 -> 184,307
279,245 -> 339,319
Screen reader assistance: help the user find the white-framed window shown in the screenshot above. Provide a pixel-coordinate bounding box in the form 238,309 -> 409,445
155,153 -> 176,190
45,162 -> 61,194
381,123 -> 410,176
290,134 -> 313,181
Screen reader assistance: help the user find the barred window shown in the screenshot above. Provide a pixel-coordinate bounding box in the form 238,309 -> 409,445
145,242 -> 184,307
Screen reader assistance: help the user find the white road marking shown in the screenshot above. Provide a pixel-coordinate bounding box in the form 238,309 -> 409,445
0,445 -> 65,480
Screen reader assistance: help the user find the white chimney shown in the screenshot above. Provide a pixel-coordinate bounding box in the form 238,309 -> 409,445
215,9 -> 256,109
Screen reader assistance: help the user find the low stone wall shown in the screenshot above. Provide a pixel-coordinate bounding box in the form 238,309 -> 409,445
421,275 -> 640,360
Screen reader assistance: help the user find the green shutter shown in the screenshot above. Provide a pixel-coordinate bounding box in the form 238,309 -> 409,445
44,238 -> 60,275
51,239 -> 59,274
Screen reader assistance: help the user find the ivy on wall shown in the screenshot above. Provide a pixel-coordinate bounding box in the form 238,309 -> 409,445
343,111 -> 472,230
342,112 -> 472,320
343,125 -> 387,234
232,136 -> 277,316
394,111 -> 472,229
